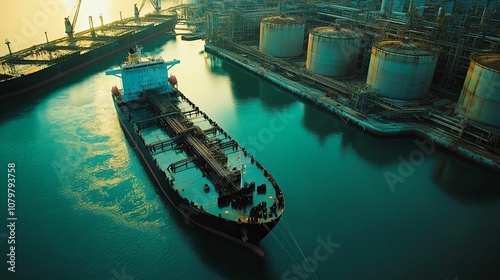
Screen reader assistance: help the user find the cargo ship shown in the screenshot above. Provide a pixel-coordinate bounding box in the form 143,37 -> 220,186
105,47 -> 285,256
0,1 -> 176,100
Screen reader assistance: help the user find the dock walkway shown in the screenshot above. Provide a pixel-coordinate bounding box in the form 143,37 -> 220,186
205,43 -> 500,172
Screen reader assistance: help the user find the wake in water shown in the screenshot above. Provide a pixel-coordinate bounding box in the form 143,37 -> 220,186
263,215 -> 341,280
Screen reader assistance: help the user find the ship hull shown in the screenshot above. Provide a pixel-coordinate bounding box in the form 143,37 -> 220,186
113,97 -> 281,256
0,17 -> 176,100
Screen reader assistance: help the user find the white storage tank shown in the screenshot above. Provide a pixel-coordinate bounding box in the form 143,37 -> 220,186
455,53 -> 500,128
306,26 -> 362,77
366,40 -> 440,100
259,15 -> 305,57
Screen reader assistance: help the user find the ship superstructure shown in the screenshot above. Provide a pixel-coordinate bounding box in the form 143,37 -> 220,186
106,48 -> 285,256
106,46 -> 179,102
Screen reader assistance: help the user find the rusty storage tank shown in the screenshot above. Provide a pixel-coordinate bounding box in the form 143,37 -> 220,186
455,53 -> 500,128
259,15 -> 305,57
306,26 -> 362,77
366,40 -> 440,100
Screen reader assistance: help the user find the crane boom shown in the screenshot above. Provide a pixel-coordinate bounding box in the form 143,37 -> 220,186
72,0 -> 82,30
139,0 -> 146,12
149,0 -> 161,12
64,0 -> 82,42
134,0 -> 147,19
135,0 -> 160,20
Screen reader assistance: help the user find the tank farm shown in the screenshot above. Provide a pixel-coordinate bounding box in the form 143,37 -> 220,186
172,0 -> 500,172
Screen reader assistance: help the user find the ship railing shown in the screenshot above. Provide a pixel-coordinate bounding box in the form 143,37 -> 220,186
134,111 -> 181,129
219,139 -> 238,150
147,137 -> 178,154
182,109 -> 200,117
203,127 -> 218,135
159,115 -> 194,136
167,156 -> 198,172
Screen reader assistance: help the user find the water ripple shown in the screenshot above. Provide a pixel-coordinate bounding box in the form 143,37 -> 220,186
48,98 -> 165,230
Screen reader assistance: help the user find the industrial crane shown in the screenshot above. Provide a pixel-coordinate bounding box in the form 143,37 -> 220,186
64,0 -> 82,42
150,0 -> 161,12
134,0 -> 162,20
134,0 -> 147,20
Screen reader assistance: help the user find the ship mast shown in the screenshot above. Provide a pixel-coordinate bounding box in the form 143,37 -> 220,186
64,0 -> 82,43
238,162 -> 247,189
4,39 -> 13,59
4,39 -> 17,75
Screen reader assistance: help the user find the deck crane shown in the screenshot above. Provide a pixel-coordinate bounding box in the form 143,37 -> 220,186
134,0 -> 147,21
150,0 -> 161,12
64,0 -> 82,42
134,0 -> 162,20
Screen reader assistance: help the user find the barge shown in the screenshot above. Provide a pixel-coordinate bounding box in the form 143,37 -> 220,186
0,2 -> 176,100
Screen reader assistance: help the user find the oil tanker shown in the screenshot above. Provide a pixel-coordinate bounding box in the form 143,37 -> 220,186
0,1 -> 176,100
105,47 -> 285,256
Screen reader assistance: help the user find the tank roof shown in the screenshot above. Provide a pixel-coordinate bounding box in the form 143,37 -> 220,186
473,53 -> 500,72
310,26 -> 362,39
374,40 -> 440,56
261,15 -> 304,24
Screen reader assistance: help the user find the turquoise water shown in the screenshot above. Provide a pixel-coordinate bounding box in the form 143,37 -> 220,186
1,37 -> 500,280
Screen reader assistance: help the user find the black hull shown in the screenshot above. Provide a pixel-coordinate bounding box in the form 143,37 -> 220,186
0,18 -> 176,100
113,98 -> 281,256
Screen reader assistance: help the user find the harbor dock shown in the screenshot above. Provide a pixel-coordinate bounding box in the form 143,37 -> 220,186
205,43 -> 500,172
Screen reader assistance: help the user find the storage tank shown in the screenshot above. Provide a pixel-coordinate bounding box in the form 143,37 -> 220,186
259,15 -> 305,57
455,53 -> 500,128
306,26 -> 362,77
366,40 -> 440,100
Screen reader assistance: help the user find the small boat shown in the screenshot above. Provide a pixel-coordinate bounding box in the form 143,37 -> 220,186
181,33 -> 204,41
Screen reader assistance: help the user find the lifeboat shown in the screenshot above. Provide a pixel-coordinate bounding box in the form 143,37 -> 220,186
111,85 -> 120,96
168,75 -> 178,86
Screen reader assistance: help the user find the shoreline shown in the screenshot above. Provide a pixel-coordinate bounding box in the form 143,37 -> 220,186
205,43 -> 500,173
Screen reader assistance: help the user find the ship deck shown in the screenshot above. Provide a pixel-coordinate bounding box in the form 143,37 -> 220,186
0,12 -> 176,81
119,91 -> 283,224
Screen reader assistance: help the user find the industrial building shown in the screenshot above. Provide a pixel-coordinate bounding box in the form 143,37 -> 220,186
174,0 -> 500,169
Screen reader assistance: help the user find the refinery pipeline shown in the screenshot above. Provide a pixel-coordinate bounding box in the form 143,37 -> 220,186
171,0 -> 500,172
